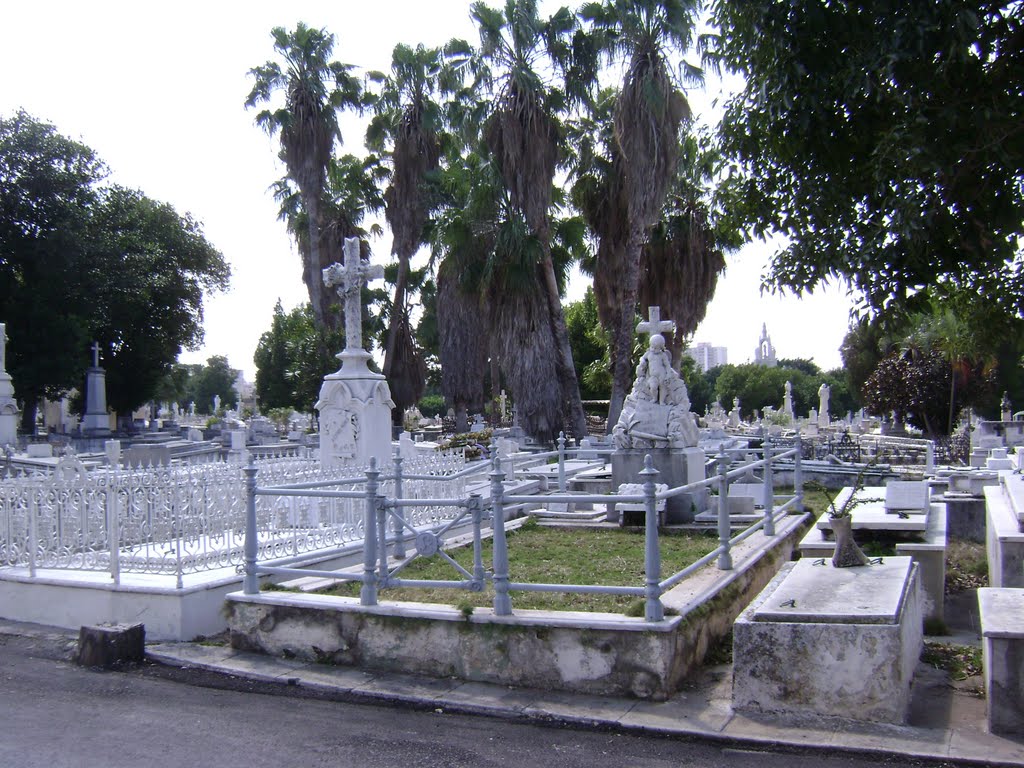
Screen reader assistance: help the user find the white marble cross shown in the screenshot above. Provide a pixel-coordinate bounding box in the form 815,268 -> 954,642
0,323 -> 6,372
91,341 -> 101,367
636,306 -> 675,342
323,237 -> 384,353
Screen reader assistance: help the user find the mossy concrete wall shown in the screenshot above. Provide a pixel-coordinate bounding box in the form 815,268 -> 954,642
226,512 -> 811,700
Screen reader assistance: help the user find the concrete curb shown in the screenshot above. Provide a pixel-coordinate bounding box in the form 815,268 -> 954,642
146,642 -> 1024,767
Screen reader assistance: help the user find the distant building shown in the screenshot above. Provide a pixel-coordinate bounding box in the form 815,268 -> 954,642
754,323 -> 777,367
685,342 -> 728,372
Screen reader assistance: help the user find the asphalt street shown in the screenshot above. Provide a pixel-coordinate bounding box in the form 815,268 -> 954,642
0,630 -> 961,768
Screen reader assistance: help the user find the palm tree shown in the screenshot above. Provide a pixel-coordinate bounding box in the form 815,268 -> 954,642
245,23 -> 363,330
271,153 -> 386,334
366,43 -> 445,420
638,134 -> 741,365
469,0 -> 590,441
580,0 -> 701,426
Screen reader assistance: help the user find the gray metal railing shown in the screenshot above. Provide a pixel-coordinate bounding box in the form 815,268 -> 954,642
245,434 -> 804,623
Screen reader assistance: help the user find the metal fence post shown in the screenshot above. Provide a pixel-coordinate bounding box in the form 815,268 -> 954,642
557,431 -> 566,492
28,489 -> 37,578
107,472 -> 120,585
243,460 -> 259,594
794,433 -> 804,513
640,455 -> 664,621
470,494 -> 485,589
763,436 -> 775,537
489,457 -> 512,616
392,447 -> 406,559
376,484 -> 389,586
717,452 -> 732,570
361,458 -> 379,606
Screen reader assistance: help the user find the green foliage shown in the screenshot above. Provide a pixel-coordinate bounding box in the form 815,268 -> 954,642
711,363 -> 805,419
253,301 -> 345,416
0,111 -> 228,426
417,394 -> 446,418
864,347 -> 994,436
711,1 -> 1024,316
565,288 -> 611,400
90,186 -> 230,415
188,356 -> 239,416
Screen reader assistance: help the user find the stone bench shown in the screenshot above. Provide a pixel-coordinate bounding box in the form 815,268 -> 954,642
613,483 -> 668,526
978,588 -> 1024,734
733,557 -> 923,724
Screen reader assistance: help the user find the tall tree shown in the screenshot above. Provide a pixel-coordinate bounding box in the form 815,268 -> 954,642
188,356 -> 239,416
469,0 -> 589,440
246,23 -> 364,329
254,301 -> 346,418
0,113 -> 228,429
89,186 -> 229,419
710,1 -> 1024,315
0,111 -> 104,430
366,44 -> 444,419
579,0 -> 701,427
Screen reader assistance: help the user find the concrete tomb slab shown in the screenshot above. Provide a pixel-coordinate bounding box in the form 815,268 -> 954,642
733,557 -> 923,724
978,588 -> 1024,735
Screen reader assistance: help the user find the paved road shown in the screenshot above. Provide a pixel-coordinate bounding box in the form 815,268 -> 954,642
0,631 -> 958,768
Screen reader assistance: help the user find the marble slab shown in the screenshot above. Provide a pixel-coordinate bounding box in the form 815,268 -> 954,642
752,557 -> 914,625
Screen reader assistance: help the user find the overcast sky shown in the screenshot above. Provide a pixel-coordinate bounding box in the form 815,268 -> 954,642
0,0 -> 854,381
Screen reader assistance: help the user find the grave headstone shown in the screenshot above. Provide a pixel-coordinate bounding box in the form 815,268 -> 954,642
884,480 -> 929,513
316,237 -> 394,470
82,341 -> 110,437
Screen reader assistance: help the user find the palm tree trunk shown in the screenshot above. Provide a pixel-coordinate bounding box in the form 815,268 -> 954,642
382,255 -> 410,379
607,225 -> 643,430
539,246 -> 587,441
305,196 -> 327,330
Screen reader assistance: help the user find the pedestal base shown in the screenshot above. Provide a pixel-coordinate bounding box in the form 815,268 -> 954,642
316,350 -> 395,471
610,448 -> 706,523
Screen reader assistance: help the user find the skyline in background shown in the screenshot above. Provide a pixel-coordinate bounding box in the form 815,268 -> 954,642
1,1 -> 855,384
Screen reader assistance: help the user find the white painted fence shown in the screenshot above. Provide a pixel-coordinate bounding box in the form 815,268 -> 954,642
0,451 -> 466,585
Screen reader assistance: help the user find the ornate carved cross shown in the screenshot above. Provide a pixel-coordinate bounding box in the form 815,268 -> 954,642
322,237 -> 384,353
636,306 -> 675,343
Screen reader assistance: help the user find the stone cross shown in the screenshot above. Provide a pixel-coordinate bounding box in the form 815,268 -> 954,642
0,323 -> 6,372
322,237 -> 384,353
91,341 -> 101,368
636,306 -> 676,344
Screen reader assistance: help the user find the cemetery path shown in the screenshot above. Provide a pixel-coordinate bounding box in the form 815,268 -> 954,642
0,619 -> 1004,768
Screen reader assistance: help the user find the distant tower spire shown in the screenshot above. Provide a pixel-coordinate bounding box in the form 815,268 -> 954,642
754,324 -> 777,367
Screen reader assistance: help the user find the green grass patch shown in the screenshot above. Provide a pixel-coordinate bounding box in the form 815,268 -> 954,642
921,642 -> 983,681
799,486 -> 838,517
319,524 -> 719,615
945,539 -> 988,594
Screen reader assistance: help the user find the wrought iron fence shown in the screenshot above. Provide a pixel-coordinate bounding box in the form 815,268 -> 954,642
0,450 -> 467,585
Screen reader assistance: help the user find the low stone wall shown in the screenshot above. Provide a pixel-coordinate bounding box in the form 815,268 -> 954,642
226,512 -> 812,700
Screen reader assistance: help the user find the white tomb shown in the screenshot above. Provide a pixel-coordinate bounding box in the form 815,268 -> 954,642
733,557 -> 923,723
